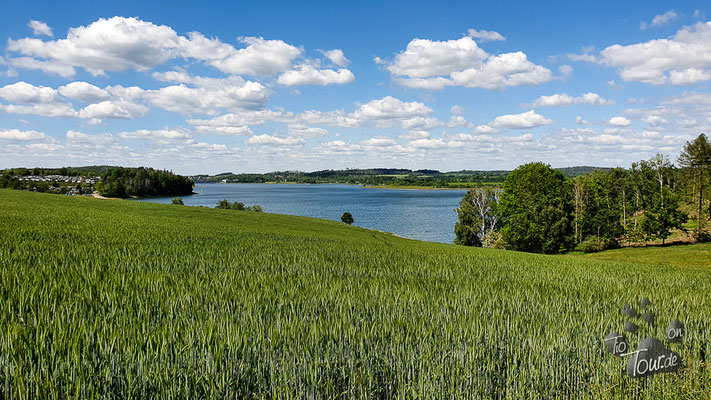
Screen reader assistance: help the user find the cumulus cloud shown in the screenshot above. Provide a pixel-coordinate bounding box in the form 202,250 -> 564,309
601,21 -> 711,85
353,96 -> 433,120
0,81 -> 60,103
640,10 -> 679,30
277,64 -> 355,86
7,17 -> 305,78
118,129 -> 190,141
0,129 -> 48,140
144,80 -> 270,115
79,100 -> 149,119
28,20 -> 53,37
381,35 -> 551,90
489,109 -> 553,129
208,36 -> 302,76
467,29 -> 506,42
609,116 -> 632,126
531,92 -> 614,107
246,134 -> 304,146
319,49 -> 350,66
58,81 -> 110,103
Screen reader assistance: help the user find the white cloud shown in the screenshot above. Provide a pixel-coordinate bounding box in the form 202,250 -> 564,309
353,96 -> 433,120
246,134 -> 304,146
668,68 -> 711,85
118,129 -> 190,141
319,49 -> 350,66
640,10 -> 679,30
8,17 -> 184,76
409,138 -> 448,148
489,109 -> 553,129
531,92 -> 614,107
208,36 -> 302,76
58,81 -> 110,103
609,116 -> 632,126
0,81 -> 61,103
144,80 -> 269,115
382,35 -> 551,90
3,57 -> 75,77
363,136 -> 396,147
0,81 -> 78,117
28,20 -> 53,37
473,124 -> 499,134
558,64 -> 573,78
79,100 -> 149,120
288,124 -> 329,138
277,65 -> 355,86
448,115 -> 467,128
601,21 -> 711,85
8,18 -> 304,78
467,29 -> 506,42
0,129 -> 48,140
399,130 -> 430,140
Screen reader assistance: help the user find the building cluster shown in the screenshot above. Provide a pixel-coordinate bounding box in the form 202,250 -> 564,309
16,175 -> 102,185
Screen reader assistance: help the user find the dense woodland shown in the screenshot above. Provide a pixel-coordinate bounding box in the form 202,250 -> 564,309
0,166 -> 194,198
455,134 -> 711,253
191,166 -> 607,188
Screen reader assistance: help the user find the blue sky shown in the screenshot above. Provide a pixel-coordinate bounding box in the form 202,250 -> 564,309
1,0 -> 710,174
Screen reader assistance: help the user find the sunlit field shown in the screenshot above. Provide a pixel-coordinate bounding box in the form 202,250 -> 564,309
1,189 -> 709,399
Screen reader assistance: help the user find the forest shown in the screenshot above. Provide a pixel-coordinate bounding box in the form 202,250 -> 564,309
455,134 -> 711,253
0,166 -> 194,198
191,166 -> 606,188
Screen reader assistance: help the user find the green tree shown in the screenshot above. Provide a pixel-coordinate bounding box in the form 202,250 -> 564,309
677,133 -> 711,238
171,197 -> 184,205
341,212 -> 354,225
454,188 -> 500,246
216,199 -> 231,209
498,162 -> 573,254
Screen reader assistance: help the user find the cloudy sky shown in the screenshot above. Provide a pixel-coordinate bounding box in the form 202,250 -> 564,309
1,0 -> 711,174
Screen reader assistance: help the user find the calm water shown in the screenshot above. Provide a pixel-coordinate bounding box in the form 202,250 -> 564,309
136,183 -> 467,243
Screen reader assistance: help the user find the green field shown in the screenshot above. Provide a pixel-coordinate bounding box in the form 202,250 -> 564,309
574,243 -> 711,269
1,189 -> 709,399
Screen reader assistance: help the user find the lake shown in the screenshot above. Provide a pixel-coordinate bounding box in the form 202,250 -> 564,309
135,183 -> 468,243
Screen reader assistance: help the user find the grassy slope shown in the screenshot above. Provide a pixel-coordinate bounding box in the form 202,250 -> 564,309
574,243 -> 711,268
0,189 -> 710,399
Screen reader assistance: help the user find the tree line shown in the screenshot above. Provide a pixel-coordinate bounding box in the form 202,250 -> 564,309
455,134 -> 711,253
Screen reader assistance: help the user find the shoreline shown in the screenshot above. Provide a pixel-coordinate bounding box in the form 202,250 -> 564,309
195,181 -> 495,191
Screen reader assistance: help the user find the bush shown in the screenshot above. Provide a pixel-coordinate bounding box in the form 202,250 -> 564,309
216,199 -> 231,209
341,212 -> 354,225
482,230 -> 505,249
171,197 -> 184,205
574,236 -> 619,253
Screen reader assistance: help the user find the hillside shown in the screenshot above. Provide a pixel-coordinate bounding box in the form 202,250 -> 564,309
0,189 -> 709,398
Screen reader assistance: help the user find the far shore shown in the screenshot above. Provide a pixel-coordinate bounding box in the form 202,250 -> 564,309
196,181 -> 496,191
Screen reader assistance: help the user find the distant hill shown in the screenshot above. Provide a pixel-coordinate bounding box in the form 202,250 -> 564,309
191,166 -> 614,186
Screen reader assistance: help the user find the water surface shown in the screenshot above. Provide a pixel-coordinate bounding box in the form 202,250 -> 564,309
136,183 -> 467,243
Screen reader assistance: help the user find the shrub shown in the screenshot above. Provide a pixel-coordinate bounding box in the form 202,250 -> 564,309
341,212 -> 354,225
171,197 -> 184,205
482,230 -> 505,249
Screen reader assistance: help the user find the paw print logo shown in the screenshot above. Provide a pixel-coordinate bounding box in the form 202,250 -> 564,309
603,297 -> 685,378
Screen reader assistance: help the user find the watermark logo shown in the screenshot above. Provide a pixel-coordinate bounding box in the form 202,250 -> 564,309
603,298 -> 686,378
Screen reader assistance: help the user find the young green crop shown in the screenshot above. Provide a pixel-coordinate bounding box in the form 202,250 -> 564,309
0,189 -> 709,399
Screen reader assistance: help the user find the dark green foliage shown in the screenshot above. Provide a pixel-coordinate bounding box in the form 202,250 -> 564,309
454,188 -> 500,246
171,197 -> 184,205
341,212 -> 354,225
216,199 -> 263,212
216,199 -> 231,209
190,166 -> 611,188
95,167 -> 193,198
499,163 -> 573,254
